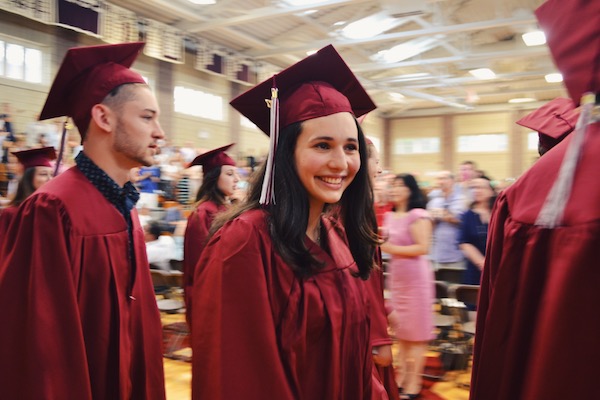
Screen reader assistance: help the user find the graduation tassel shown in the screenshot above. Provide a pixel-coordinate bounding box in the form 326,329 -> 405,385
53,117 -> 68,177
535,93 -> 595,228
259,80 -> 279,206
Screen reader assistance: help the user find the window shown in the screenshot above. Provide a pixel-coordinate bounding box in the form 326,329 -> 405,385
457,134 -> 507,152
527,131 -> 539,151
394,137 -> 440,154
174,86 -> 224,120
240,116 -> 257,129
0,39 -> 44,84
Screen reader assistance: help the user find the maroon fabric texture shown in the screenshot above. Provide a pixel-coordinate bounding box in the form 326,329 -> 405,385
0,205 -> 18,244
183,200 -> 226,325
471,123 -> 600,399
535,0 -> 600,105
191,209 -> 373,399
367,249 -> 398,400
0,167 -> 165,399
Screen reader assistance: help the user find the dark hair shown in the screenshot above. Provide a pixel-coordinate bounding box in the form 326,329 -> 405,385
394,173 -> 427,210
10,167 -> 36,207
93,83 -> 146,140
146,220 -> 163,239
212,119 -> 378,279
195,166 -> 226,204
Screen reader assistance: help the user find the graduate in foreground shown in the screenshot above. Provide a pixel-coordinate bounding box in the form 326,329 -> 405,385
470,0 -> 600,399
190,45 -> 381,399
0,42 -> 166,399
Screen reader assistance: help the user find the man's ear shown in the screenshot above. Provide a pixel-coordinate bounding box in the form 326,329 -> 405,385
90,104 -> 114,133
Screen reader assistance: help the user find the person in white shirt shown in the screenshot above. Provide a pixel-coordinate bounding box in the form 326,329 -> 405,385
144,220 -> 177,271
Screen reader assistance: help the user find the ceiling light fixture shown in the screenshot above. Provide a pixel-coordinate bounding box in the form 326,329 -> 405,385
522,30 -> 546,46
285,0 -> 325,6
508,97 -> 536,103
341,12 -> 397,40
389,92 -> 406,102
545,73 -> 563,83
469,68 -> 496,80
374,37 -> 441,63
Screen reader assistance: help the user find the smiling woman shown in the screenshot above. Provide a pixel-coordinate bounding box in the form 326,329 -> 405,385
190,45 -> 382,400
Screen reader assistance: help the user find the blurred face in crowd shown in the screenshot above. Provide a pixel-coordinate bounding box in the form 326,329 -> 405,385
436,171 -> 454,192
294,112 -> 360,214
389,176 -> 410,206
458,163 -> 475,182
217,165 -> 239,197
471,178 -> 495,205
367,143 -> 382,184
32,166 -> 53,190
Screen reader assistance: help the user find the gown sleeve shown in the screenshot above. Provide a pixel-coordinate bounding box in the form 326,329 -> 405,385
183,206 -> 213,322
0,194 -> 93,399
191,216 -> 295,400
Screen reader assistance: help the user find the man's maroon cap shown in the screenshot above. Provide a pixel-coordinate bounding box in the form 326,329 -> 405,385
39,42 -> 147,136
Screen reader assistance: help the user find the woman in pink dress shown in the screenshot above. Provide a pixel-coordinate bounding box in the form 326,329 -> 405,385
381,173 -> 434,400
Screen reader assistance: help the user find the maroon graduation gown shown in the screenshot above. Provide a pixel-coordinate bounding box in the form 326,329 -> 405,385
470,121 -> 600,399
0,205 -> 17,243
191,209 -> 373,400
0,167 -> 166,400
366,250 -> 398,400
183,200 -> 225,323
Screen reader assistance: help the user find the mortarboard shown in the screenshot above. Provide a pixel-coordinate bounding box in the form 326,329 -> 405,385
187,143 -> 236,174
535,0 -> 600,106
229,44 -> 376,204
12,146 -> 56,170
516,98 -> 579,151
39,42 -> 147,136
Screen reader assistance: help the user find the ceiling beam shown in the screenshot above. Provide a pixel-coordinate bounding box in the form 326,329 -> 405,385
249,16 -> 537,58
178,0 -> 376,32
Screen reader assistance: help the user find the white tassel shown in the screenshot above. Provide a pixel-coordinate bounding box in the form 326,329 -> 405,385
259,86 -> 279,205
535,93 -> 596,228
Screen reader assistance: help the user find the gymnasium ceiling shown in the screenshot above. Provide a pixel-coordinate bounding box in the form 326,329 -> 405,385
112,0 -> 563,118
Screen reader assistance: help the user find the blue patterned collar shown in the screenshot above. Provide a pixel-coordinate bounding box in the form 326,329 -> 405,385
75,152 -> 140,214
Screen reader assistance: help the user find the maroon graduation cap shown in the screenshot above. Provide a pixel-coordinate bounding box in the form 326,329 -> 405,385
229,44 -> 376,204
536,0 -> 600,106
516,98 -> 579,151
12,146 -> 56,170
39,41 -> 147,136
187,143 -> 236,174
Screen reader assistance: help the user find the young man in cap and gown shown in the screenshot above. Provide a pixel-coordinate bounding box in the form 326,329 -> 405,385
183,143 -> 238,324
0,42 -> 166,399
470,0 -> 600,399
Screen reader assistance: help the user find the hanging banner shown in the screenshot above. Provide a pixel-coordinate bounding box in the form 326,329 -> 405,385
57,0 -> 100,35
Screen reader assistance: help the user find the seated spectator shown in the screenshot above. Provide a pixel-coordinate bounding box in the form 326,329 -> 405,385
144,220 -> 177,271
